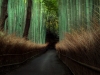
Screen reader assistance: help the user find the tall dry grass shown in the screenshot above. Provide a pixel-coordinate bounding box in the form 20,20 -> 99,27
56,26 -> 100,75
0,31 -> 48,66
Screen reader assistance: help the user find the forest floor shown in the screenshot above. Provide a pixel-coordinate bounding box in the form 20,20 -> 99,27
4,49 -> 73,75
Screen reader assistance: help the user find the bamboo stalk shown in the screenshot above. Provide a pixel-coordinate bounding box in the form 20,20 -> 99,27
28,0 -> 46,44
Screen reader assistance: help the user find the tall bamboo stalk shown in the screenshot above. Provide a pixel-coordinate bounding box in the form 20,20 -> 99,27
58,0 -> 96,40
0,0 -> 3,18
7,0 -> 27,37
28,0 -> 46,44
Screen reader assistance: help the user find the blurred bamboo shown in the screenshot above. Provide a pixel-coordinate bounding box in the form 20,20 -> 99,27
0,0 -> 8,30
23,0 -> 32,39
0,0 -> 3,18
58,0 -> 99,40
28,0 -> 46,44
6,0 -> 28,37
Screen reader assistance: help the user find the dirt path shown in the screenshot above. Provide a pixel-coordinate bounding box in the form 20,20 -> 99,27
6,49 -> 73,75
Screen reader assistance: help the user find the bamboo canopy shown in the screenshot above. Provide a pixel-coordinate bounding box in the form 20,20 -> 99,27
3,0 -> 46,44
0,0 -> 100,43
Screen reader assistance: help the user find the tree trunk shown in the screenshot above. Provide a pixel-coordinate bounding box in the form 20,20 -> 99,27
23,0 -> 32,39
0,0 -> 8,30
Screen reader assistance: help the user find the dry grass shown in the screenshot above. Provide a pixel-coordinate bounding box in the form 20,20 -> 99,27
56,26 -> 100,75
0,31 -> 48,66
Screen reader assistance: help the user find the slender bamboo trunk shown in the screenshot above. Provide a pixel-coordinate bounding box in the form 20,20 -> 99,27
0,0 -> 8,30
23,0 -> 32,39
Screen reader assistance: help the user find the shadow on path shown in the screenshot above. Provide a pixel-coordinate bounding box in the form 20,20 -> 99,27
6,49 -> 73,75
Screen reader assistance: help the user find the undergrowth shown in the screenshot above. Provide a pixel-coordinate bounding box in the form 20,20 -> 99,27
0,31 -> 48,66
56,26 -> 100,75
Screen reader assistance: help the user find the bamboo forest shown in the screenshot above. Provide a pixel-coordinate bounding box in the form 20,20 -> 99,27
0,0 -> 100,75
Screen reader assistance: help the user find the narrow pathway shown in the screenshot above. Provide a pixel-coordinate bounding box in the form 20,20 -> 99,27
6,49 -> 73,75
